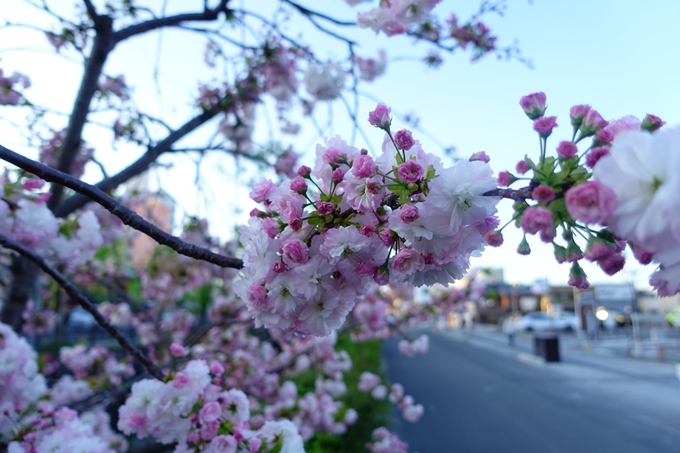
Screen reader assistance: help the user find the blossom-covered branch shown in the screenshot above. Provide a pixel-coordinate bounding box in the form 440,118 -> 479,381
0,232 -> 164,380
0,144 -> 244,269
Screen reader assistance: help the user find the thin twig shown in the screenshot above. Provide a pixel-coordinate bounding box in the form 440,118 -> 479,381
0,233 -> 164,380
0,144 -> 244,269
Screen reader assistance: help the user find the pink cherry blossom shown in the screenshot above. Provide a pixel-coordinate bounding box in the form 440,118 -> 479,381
565,180 -> 617,224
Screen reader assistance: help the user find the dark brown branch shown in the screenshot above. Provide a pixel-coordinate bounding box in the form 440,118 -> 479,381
54,107 -> 223,217
0,144 -> 244,270
112,0 -> 230,44
282,0 -> 355,26
48,14 -> 114,209
483,187 -> 532,200
0,233 -> 164,381
82,0 -> 100,23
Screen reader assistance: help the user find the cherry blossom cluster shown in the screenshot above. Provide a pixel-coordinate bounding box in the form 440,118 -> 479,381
236,103 -> 499,336
355,0 -> 443,36
489,91 -> 679,294
0,68 -> 30,106
38,128 -> 94,179
447,13 -> 496,60
0,172 -> 109,269
118,358 -> 307,453
0,322 -> 124,453
366,426 -> 409,453
358,371 -> 424,422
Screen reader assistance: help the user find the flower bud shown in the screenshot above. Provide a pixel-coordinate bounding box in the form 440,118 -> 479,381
640,113 -> 665,132
470,151 -> 490,163
517,236 -> 531,255
497,171 -> 517,187
553,244 -> 568,263
533,116 -> 558,138
484,231 -> 503,247
297,165 -> 312,178
519,92 -> 547,120
568,261 -> 589,290
368,103 -> 391,129
394,129 -> 415,150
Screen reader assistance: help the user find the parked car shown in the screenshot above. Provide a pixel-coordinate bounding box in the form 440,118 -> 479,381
513,312 -> 574,332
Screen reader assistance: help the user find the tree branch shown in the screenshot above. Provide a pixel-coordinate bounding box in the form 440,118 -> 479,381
112,0 -> 230,44
282,0 -> 355,26
54,107 -> 223,217
483,187 -> 532,200
0,144 -> 244,270
48,14 -> 114,209
82,0 -> 100,23
0,233 -> 164,381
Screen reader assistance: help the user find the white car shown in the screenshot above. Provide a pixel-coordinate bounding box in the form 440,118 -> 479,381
513,312 -> 573,332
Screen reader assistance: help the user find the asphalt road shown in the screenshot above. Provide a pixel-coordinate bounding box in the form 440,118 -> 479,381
383,329 -> 680,453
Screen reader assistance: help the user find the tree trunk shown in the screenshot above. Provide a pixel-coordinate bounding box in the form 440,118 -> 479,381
1,255 -> 38,330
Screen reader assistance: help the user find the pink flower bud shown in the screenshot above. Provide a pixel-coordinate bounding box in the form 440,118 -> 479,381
394,129 -> 415,150
570,104 -> 591,128
332,168 -> 345,182
641,113 -> 665,132
289,217 -> 302,232
565,180 -> 617,224
23,178 -> 45,191
317,201 -> 335,216
515,160 -> 529,174
533,116 -> 558,138
169,343 -> 185,356
598,253 -> 625,276
557,141 -> 578,159
532,185 -> 555,204
272,261 -> 288,273
586,147 -> 610,168
581,109 -> 608,136
630,242 -> 653,265
397,161 -> 423,183
399,205 -> 419,224
360,225 -> 375,236
379,228 -> 394,247
373,267 -> 389,285
290,176 -> 307,193
297,165 -> 312,177
484,231 -> 503,247
249,438 -> 263,453
595,128 -> 615,145
210,360 -> 225,376
585,240 -> 613,262
368,103 -> 391,128
497,171 -> 516,187
355,262 -> 378,277
470,151 -> 490,163
352,155 -> 376,178
521,206 -> 553,236
568,262 -> 589,289
519,92 -> 547,120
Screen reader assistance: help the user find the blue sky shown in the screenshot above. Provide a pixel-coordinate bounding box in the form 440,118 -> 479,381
2,0 -> 680,289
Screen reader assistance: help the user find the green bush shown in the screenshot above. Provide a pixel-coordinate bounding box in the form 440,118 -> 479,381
296,335 -> 391,453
